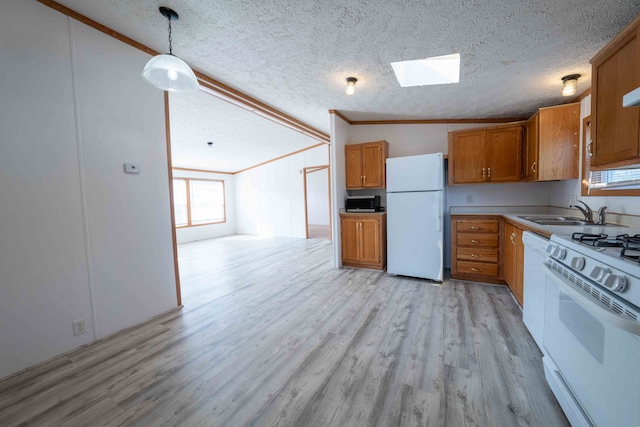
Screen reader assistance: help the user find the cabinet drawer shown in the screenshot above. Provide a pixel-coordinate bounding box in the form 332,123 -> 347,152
456,220 -> 499,233
457,247 -> 498,263
456,261 -> 499,277
457,233 -> 499,248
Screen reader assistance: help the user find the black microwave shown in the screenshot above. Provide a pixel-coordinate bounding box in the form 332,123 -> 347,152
346,195 -> 382,212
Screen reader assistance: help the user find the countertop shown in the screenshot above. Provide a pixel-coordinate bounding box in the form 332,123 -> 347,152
339,209 -> 386,216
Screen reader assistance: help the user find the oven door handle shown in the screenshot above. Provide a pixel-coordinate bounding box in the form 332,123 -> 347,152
543,264 -> 640,337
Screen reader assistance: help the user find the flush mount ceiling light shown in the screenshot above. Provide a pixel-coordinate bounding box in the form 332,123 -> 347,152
391,53 -> 460,87
141,7 -> 199,93
345,77 -> 357,95
561,74 -> 580,97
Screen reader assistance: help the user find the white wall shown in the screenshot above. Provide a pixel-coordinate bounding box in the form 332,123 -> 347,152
330,115 -> 351,267
235,145 -> 329,238
549,95 -> 640,216
0,2 -> 177,378
306,169 -> 330,226
172,170 -> 236,243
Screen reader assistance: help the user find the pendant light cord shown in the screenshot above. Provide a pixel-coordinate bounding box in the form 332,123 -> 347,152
167,16 -> 173,55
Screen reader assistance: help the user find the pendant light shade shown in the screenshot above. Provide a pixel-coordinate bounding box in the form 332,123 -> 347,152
142,54 -> 198,92
142,7 -> 199,93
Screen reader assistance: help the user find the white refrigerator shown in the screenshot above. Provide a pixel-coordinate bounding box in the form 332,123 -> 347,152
386,153 -> 444,281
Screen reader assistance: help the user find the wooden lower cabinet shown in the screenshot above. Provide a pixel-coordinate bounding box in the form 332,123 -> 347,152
340,213 -> 386,270
504,222 -> 524,306
451,215 -> 503,284
452,215 -> 527,305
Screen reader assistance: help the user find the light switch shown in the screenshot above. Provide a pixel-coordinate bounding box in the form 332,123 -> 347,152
124,163 -> 140,174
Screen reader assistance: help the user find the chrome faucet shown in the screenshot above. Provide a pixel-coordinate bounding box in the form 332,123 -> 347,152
597,206 -> 607,225
570,200 -> 593,223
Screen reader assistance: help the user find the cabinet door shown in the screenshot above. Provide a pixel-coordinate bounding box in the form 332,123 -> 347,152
591,28 -> 640,167
513,227 -> 524,305
504,223 -> 516,288
449,130 -> 487,184
345,145 -> 363,189
362,143 -> 385,188
525,114 -> 539,181
340,217 -> 360,262
538,104 -> 580,181
486,125 -> 522,182
359,218 -> 381,264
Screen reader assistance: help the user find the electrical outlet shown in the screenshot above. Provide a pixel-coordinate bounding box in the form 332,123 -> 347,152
73,319 -> 87,336
466,194 -> 473,204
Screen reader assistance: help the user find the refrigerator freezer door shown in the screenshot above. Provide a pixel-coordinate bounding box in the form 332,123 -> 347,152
387,191 -> 443,281
386,153 -> 443,193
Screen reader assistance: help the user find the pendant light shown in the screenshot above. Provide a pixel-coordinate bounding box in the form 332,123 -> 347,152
142,7 -> 199,93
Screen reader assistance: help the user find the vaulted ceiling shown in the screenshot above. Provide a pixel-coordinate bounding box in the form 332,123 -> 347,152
51,0 -> 640,170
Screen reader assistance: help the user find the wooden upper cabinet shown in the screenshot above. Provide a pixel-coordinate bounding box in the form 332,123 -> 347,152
361,143 -> 385,187
448,124 -> 523,185
590,17 -> 640,169
525,103 -> 580,181
525,113 -> 539,181
345,140 -> 388,189
449,130 -> 486,184
345,145 -> 363,188
486,125 -> 522,182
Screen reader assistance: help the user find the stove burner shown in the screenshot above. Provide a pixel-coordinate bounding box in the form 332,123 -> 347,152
621,247 -> 640,263
571,232 -> 608,242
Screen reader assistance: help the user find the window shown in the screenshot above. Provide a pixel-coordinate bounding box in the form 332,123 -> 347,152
581,116 -> 640,195
172,178 -> 226,227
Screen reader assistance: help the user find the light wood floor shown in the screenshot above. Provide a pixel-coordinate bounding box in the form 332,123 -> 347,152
307,224 -> 331,240
0,235 -> 568,426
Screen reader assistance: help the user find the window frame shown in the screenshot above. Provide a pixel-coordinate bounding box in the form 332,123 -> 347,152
581,115 -> 640,196
173,178 -> 226,228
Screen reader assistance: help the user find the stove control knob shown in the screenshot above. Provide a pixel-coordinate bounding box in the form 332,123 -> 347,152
570,257 -> 586,271
546,244 -> 556,255
552,246 -> 567,260
603,274 -> 627,292
589,266 -> 609,282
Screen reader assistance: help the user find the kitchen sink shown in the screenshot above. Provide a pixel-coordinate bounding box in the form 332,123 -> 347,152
530,220 -> 588,226
517,215 -> 626,227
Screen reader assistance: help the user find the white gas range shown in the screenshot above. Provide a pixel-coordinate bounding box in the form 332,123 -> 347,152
542,232 -> 640,427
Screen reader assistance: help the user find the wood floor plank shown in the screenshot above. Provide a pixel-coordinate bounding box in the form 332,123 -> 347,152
0,235 -> 569,427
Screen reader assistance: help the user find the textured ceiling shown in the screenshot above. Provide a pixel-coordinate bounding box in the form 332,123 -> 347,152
168,90 -> 321,172
52,0 -> 640,166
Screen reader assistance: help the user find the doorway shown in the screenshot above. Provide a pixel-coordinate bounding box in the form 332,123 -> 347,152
304,166 -> 331,240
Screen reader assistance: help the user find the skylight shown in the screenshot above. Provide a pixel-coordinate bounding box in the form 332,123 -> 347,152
391,53 -> 460,87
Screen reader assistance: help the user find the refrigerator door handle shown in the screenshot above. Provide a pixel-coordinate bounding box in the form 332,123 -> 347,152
437,191 -> 442,232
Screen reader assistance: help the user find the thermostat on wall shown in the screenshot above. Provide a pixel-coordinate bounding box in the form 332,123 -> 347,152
124,163 -> 140,174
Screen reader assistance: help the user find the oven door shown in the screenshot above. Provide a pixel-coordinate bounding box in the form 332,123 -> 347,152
543,264 -> 640,427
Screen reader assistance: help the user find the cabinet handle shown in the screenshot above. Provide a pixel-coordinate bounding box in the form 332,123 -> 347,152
482,168 -> 486,179
471,267 -> 482,272
470,226 -> 481,230
471,253 -> 480,258
587,142 -> 593,157
530,161 -> 536,173
363,175 -> 366,184
361,175 -> 364,183
488,168 -> 491,178
471,239 -> 481,244
510,232 -> 516,245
